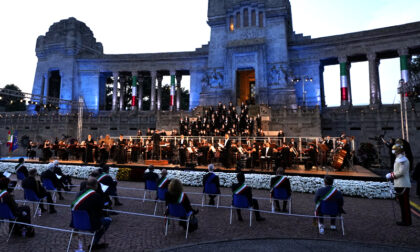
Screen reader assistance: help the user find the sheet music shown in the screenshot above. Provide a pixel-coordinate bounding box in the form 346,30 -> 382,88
3,171 -> 11,178
56,174 -> 62,180
100,183 -> 109,192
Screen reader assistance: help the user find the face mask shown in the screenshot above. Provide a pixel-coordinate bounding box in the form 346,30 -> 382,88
392,150 -> 396,154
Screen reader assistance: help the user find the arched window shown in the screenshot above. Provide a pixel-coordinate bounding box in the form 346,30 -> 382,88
258,11 -> 264,27
230,16 -> 234,31
251,10 -> 256,26
236,12 -> 241,28
243,8 -> 249,27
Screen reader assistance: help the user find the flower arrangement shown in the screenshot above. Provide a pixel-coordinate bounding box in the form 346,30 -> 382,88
0,162 -> 393,199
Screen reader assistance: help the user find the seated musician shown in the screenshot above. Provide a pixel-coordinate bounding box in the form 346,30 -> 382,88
341,139 -> 352,169
232,172 -> 265,222
202,164 -> 220,205
270,168 -> 291,212
197,139 -> 209,166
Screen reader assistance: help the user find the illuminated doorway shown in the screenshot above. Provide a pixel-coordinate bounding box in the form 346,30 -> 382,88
236,69 -> 255,105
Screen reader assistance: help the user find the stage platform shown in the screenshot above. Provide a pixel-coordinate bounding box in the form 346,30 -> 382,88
0,158 -> 382,181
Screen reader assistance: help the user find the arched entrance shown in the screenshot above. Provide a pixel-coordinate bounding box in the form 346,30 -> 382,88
236,69 -> 255,105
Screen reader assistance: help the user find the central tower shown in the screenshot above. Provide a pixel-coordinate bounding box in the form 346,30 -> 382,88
201,0 -> 296,107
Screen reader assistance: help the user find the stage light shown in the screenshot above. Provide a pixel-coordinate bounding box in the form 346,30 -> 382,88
10,100 -> 13,104
20,99 -> 23,102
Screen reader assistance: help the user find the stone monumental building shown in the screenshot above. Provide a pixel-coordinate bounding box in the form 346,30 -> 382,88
12,0 -> 419,163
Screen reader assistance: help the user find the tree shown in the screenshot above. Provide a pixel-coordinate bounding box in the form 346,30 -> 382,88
0,84 -> 26,112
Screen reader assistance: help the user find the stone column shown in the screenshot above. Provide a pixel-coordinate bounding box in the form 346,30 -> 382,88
150,71 -> 156,111
398,48 -> 410,83
176,73 -> 182,111
170,70 -> 176,111
319,64 -> 326,108
41,73 -> 47,104
157,72 -> 163,111
367,53 -> 381,106
338,56 -> 352,106
131,71 -> 138,111
112,72 -> 118,111
138,74 -> 144,111
44,72 -> 49,103
119,75 -> 125,111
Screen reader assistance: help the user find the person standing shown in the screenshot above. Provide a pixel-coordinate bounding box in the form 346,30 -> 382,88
386,144 -> 412,226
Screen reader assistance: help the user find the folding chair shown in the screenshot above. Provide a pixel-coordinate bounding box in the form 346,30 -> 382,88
319,201 -> 345,236
165,203 -> 192,239
42,178 -> 57,202
201,182 -> 220,208
23,188 -> 45,218
68,210 -> 96,252
143,180 -> 157,202
0,203 -> 16,242
230,194 -> 253,227
271,187 -> 292,214
154,188 -> 167,215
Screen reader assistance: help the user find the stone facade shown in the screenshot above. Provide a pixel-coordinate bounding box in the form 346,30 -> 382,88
10,0 -> 420,165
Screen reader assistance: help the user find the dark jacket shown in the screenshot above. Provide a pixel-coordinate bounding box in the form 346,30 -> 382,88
157,176 -> 170,189
314,185 -> 344,214
72,189 -> 105,230
232,183 -> 252,205
15,164 -> 28,178
202,172 -> 220,194
165,192 -> 193,214
22,176 -> 47,198
0,190 -> 19,216
41,169 -> 63,189
270,175 -> 291,196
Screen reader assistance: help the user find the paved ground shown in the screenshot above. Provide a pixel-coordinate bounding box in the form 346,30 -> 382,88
1,177 -> 420,252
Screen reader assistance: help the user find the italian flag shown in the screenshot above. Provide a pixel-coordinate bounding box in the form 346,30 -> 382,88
7,130 -> 18,152
170,75 -> 175,107
177,192 -> 185,204
132,75 -> 137,106
400,55 -> 410,83
340,62 -> 349,102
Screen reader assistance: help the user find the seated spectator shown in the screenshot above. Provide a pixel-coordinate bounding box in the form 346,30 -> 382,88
71,178 -> 111,250
144,165 -> 159,189
15,158 -> 28,178
97,164 -> 122,206
157,169 -> 170,190
52,160 -> 72,190
202,164 -> 220,205
165,179 -> 198,230
22,169 -> 56,214
41,163 -> 66,200
314,176 -> 344,234
270,167 -> 291,212
232,172 -> 265,222
0,177 -> 34,237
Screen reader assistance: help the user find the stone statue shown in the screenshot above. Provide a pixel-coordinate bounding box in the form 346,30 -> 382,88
202,69 -> 224,88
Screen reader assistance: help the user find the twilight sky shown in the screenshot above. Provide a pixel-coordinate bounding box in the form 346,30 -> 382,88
0,0 -> 419,106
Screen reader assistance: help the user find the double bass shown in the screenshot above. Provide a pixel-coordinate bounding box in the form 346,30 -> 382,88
332,149 -> 347,170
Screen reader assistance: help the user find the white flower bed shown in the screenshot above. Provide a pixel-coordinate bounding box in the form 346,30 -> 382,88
0,162 -> 118,180
0,162 -> 393,199
151,169 -> 394,199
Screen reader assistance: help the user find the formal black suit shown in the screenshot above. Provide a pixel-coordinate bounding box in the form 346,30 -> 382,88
260,147 -> 273,170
